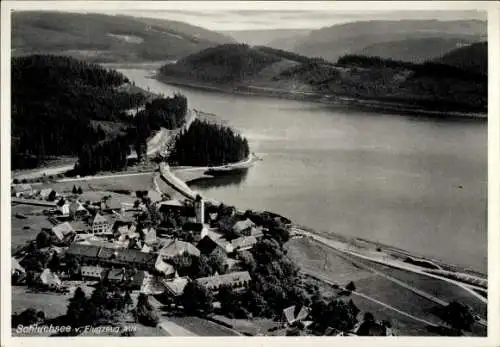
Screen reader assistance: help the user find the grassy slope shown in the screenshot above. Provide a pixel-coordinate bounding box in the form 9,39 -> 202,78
351,258 -> 487,318
290,20 -> 486,63
12,11 -> 234,62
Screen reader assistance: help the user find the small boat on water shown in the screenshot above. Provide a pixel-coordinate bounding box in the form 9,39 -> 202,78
15,213 -> 28,219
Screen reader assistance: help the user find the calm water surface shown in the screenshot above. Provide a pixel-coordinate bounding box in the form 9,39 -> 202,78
119,68 -> 487,273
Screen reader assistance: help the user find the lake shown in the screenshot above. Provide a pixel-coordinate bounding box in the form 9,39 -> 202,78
119,68 -> 488,274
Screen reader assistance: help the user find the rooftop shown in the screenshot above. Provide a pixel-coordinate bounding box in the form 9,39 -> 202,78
159,239 -> 201,258
231,235 -> 258,250
233,218 -> 256,233
196,271 -> 251,289
163,277 -> 190,296
51,222 -> 75,240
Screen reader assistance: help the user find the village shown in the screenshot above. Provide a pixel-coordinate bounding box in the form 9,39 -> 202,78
11,175 -> 487,338
12,182 -> 336,336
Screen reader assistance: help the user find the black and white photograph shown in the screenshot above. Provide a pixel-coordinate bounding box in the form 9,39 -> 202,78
1,0 -> 498,344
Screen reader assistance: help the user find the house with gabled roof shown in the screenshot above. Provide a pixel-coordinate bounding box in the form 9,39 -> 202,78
231,235 -> 258,252
107,268 -> 126,282
138,272 -> 166,295
66,243 -> 101,262
39,188 -> 54,200
51,222 -> 76,243
12,257 -> 26,276
92,213 -> 113,234
101,197 -> 123,213
162,276 -> 190,297
281,305 -> 311,327
158,239 -> 201,259
11,184 -> 33,198
196,271 -> 251,292
81,265 -> 107,281
39,268 -> 62,288
233,218 -> 256,236
155,257 -> 176,277
69,200 -> 88,220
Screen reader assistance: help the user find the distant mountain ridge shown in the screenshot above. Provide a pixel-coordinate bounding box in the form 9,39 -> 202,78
222,29 -> 311,48
12,11 -> 235,62
278,19 -> 486,63
354,37 -> 478,63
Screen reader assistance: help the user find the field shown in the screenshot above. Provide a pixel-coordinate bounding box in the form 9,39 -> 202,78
11,204 -> 53,251
355,274 -> 443,325
349,294 -> 438,336
36,172 -> 156,193
286,238 -> 374,285
352,258 -> 488,319
11,286 -> 70,319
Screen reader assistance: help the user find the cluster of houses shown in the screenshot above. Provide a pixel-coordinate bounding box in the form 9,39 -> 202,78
13,185 -> 274,304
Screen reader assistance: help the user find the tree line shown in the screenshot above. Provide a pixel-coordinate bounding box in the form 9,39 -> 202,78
168,119 -> 249,167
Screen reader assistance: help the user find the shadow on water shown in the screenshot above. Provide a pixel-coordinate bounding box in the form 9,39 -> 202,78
188,170 -> 249,189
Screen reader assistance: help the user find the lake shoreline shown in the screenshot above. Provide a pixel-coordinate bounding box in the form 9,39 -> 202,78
154,73 -> 487,120
130,67 -> 487,276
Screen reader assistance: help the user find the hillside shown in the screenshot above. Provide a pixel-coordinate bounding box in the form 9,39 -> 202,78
158,44 -> 487,115
159,44 -> 324,85
223,29 -> 311,48
353,37 -> 478,64
287,20 -> 486,63
434,42 -> 487,75
12,55 -> 188,173
11,11 -> 235,62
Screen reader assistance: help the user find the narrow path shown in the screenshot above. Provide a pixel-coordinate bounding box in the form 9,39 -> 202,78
303,269 -> 438,327
351,291 -> 438,327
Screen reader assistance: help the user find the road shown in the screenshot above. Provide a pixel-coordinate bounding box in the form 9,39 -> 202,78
12,109 -> 197,182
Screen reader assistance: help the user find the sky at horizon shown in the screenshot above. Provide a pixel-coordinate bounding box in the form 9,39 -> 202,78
26,8 -> 487,31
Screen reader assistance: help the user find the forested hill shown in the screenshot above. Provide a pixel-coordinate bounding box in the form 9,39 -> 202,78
159,44 -> 325,84
168,120 -> 249,167
159,44 -> 487,114
12,55 -> 142,168
433,42 -> 487,75
12,11 -> 235,62
12,55 -> 188,172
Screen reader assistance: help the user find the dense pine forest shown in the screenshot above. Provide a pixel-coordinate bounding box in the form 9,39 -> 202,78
12,55 -> 142,169
168,120 -> 250,167
12,54 -> 188,174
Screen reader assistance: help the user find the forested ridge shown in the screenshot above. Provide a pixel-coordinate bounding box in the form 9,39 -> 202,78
159,43 -> 487,114
12,11 -> 235,62
159,44 -> 324,84
12,55 -> 188,174
11,55 -> 144,169
168,120 -> 250,167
